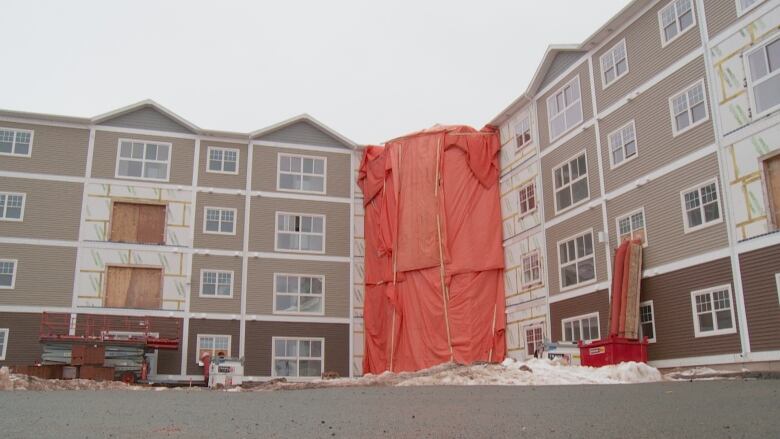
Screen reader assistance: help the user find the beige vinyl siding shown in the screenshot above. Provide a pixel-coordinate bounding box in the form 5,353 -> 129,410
0,177 -> 83,241
545,208 -> 607,296
0,121 -> 89,177
540,128 -> 600,222
592,0 -> 703,110
739,243 -> 780,352
251,145 -> 351,198
91,131 -> 195,185
606,153 -> 727,268
703,0 -> 739,38
536,61 -> 593,152
193,192 -> 245,251
189,255 -> 242,314
248,197 -> 350,256
0,244 -> 76,307
245,258 -> 349,317
599,56 -> 715,193
186,319 -> 241,375
549,290 -> 610,342
198,141 -> 249,190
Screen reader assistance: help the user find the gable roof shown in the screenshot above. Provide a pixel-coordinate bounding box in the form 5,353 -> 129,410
250,113 -> 357,149
93,99 -> 200,134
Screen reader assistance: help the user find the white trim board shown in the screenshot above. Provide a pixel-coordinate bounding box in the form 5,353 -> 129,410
252,140 -> 353,155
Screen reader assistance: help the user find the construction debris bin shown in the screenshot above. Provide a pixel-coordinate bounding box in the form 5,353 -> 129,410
578,336 -> 648,367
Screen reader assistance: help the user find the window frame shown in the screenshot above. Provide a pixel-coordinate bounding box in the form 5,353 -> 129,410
736,0 -> 764,16
639,300 -> 657,343
0,192 -> 26,222
273,272 -> 326,316
198,269 -> 235,299
744,35 -> 780,119
557,229 -> 597,292
776,273 -> 780,305
202,206 -> 238,236
518,181 -> 537,217
552,150 -> 590,215
0,328 -> 8,360
514,113 -> 533,154
114,138 -> 172,182
614,207 -> 649,247
206,146 -> 240,175
668,79 -> 709,137
521,250 -> 542,288
195,333 -> 232,363
0,127 -> 34,158
271,336 -> 325,379
607,120 -> 639,169
690,285 -> 738,338
276,153 -> 328,195
561,312 -> 601,344
600,39 -> 629,89
524,324 -> 544,357
0,259 -> 18,290
680,178 -> 723,233
274,211 -> 327,254
546,75 -> 584,142
658,0 -> 697,48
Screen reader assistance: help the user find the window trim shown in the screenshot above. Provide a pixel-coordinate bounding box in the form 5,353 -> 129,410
195,333 -> 232,363
552,150 -> 590,215
0,192 -> 26,222
276,153 -> 328,195
202,206 -> 238,236
639,300 -> 657,343
561,312 -> 601,344
0,259 -> 18,290
0,127 -> 34,158
614,207 -> 649,247
744,34 -> 780,119
0,328 -> 8,360
523,324 -> 544,357
775,273 -> 780,305
274,211 -> 327,254
198,269 -> 235,299
271,336 -> 325,379
114,138 -> 173,182
557,228 -> 597,292
518,181 -> 537,217
272,272 -> 326,316
521,250 -> 542,288
513,113 -> 533,154
546,75 -> 584,142
206,146 -> 240,175
600,39 -> 630,89
736,0 -> 763,16
607,120 -> 639,170
668,79 -> 709,137
680,178 -> 723,233
658,0 -> 697,48
690,285 -> 738,338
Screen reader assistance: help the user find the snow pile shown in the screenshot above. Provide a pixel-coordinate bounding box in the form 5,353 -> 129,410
0,366 -> 144,391
664,367 -> 732,381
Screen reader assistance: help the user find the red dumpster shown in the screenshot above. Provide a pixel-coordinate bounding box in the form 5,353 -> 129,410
578,336 -> 648,367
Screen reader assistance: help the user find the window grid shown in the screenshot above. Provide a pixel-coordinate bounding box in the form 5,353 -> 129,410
558,231 -> 596,289
518,182 -> 536,216
521,252 -> 541,287
616,208 -> 647,245
0,192 -> 25,221
608,121 -> 637,168
639,301 -> 656,343
691,286 -> 736,337
745,36 -> 780,117
547,76 -> 583,141
278,154 -> 326,194
200,270 -> 233,298
0,328 -> 8,360
525,326 -> 544,357
737,0 -> 763,16
601,40 -> 628,87
553,152 -> 589,213
0,128 -> 33,157
0,260 -> 17,289
207,147 -> 239,174
116,139 -> 171,181
670,81 -> 708,135
273,337 -> 324,378
196,334 -> 231,361
562,313 -> 600,343
275,212 -> 325,253
514,116 -> 532,153
682,180 -> 721,232
204,207 -> 236,235
274,273 -> 324,315
659,0 -> 695,45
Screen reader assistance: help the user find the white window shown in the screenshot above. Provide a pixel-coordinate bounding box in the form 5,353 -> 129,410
521,251 -> 542,287
0,259 -> 17,289
745,36 -> 780,118
601,39 -> 629,87
608,120 -> 637,168
273,337 -> 324,378
196,334 -> 231,362
691,286 -> 737,337
669,80 -> 708,135
737,0 -> 764,16
514,115 -> 532,153
0,127 -> 33,157
553,152 -> 589,213
681,180 -> 722,232
562,313 -> 600,343
275,212 -> 325,253
524,325 -> 544,357
518,182 -> 536,216
207,147 -> 239,174
616,208 -> 647,246
659,0 -> 695,46
203,207 -> 236,235
558,230 -> 596,289
116,139 -> 171,181
0,192 -> 25,221
639,301 -> 656,343
199,270 -> 234,298
274,273 -> 324,314
0,328 -> 7,360
547,76 -> 583,141
278,153 -> 326,194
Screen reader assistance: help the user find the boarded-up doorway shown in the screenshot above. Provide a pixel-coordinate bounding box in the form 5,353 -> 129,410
764,152 -> 780,230
105,266 -> 163,310
110,202 -> 166,245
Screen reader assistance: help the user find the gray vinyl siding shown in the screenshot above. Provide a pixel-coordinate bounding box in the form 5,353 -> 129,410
245,258 -> 349,317
198,141 -> 249,190
703,0 -> 739,39
549,290 -> 610,342
536,61 -> 594,151
248,197 -> 350,257
605,153 -> 728,268
251,146 -> 352,198
0,312 -> 53,366
254,120 -> 350,149
186,319 -> 241,375
193,192 -> 245,251
545,208 -> 607,296
189,255 -> 242,314
739,243 -> 780,352
592,0 -> 703,111
538,51 -> 587,91
0,244 -> 76,307
0,177 -> 83,241
91,131 -> 195,185
98,107 -> 195,134
599,56 -> 715,193
0,121 -> 89,177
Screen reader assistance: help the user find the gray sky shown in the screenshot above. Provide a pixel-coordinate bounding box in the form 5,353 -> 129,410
1,0 -> 630,144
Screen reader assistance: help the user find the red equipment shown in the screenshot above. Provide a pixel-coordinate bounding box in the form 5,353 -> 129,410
579,336 -> 648,367
39,312 -> 180,350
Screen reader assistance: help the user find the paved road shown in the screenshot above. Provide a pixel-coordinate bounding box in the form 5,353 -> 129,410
1,380 -> 779,438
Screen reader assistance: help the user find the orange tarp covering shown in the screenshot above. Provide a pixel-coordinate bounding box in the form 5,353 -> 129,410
359,125 -> 506,374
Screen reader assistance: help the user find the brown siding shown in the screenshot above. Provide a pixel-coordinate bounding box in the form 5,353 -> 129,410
186,318 -> 241,375
193,192 -> 245,251
704,0 -> 738,39
641,258 -> 741,361
0,312 -> 61,366
0,177 -> 83,241
198,141 -> 249,190
550,290 -> 610,342
599,56 -> 715,193
0,121 -> 89,177
189,255 -> 242,314
251,145 -> 352,198
536,61 -> 594,151
244,321 -> 349,377
739,243 -> 780,352
545,208 -> 608,296
0,244 -> 76,307
91,131 -> 195,185
248,197 -> 350,256
592,0 -> 703,111
245,258 -> 349,317
605,153 -> 728,268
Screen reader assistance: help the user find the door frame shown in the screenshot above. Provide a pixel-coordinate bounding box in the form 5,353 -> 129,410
759,149 -> 780,232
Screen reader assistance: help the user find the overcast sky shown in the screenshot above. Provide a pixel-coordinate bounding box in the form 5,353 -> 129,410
2,0 -> 630,144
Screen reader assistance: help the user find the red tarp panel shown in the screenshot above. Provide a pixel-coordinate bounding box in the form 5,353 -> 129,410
359,125 -> 506,374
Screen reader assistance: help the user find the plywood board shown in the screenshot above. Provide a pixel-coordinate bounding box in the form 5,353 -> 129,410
766,154 -> 780,228
105,266 -> 132,308
127,267 -> 163,309
110,203 -> 139,243
136,204 -> 166,244
623,243 -> 643,340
